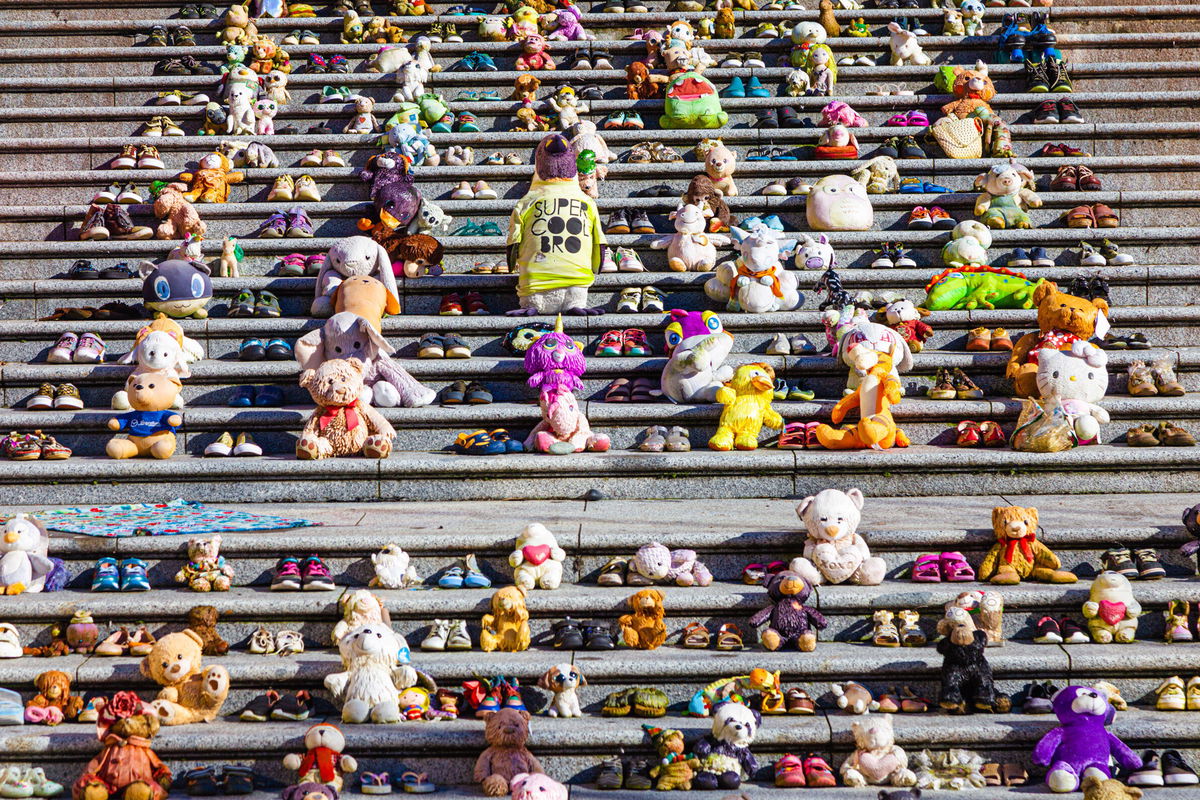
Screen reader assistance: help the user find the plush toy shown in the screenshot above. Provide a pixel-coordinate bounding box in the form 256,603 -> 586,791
509,523 -> 566,591
942,60 -> 996,118
139,630 -> 230,725
820,100 -> 868,128
784,69 -> 811,96
339,9 -> 365,42
814,123 -> 859,160
73,693 -> 171,800
344,96 -> 380,134
174,535 -> 234,592
218,4 -> 258,44
941,220 -> 992,267
313,236 -> 400,320
973,162 -> 1041,229
1082,776 -> 1143,800
507,6 -> 539,39
507,134 -> 606,316
546,86 -> 587,130
641,726 -> 696,790
477,15 -> 507,41
115,316 -> 202,399
105,370 -> 183,460
876,300 -> 933,353
139,258 -> 211,319
0,514 -> 54,595
1032,686 -> 1142,792
708,363 -> 783,451
789,488 -> 885,586
538,664 -> 586,718
625,62 -> 661,100
215,236 -> 242,278
295,312 -> 435,408
824,306 -> 913,395
185,605 -> 228,657
817,351 -> 909,450
332,590 -> 392,644
803,174 -> 874,231
887,21 -> 931,65
617,588 -> 667,650
831,681 -> 877,714
981,506 -> 1075,585
324,623 -> 419,723
936,608 -> 1009,713
510,773 -> 565,800
521,318 -> 610,454
253,96 -> 278,135
177,151 -> 244,204
628,542 -> 713,587
283,723 -> 359,791
515,34 -> 555,70
475,709 -> 544,797
369,543 -> 422,589
704,143 -> 737,196
692,702 -> 759,790
946,590 -> 1004,646
660,309 -> 734,404
705,225 -> 800,313
1082,572 -> 1140,644
220,140 -> 278,169
480,587 -> 531,652
224,84 -> 256,136
682,174 -> 731,233
1036,344 -> 1111,443
152,186 -> 205,242
357,153 -> 421,239
851,155 -> 901,194
750,570 -> 827,651
261,69 -> 290,106
649,204 -> 729,273
840,714 -> 916,787
297,358 -> 397,460
199,101 -> 227,136
942,7 -> 966,35
1006,281 -> 1110,398
659,62 -> 727,129
805,44 -> 836,95
63,611 -> 99,655
26,670 -> 83,724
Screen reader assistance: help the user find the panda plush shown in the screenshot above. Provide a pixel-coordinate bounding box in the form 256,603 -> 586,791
691,701 -> 760,790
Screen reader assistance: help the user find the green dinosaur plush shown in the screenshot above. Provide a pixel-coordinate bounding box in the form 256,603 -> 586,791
922,266 -> 1046,311
659,71 -> 728,129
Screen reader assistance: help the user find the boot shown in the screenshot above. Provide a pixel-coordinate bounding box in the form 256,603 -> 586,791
103,203 -> 153,240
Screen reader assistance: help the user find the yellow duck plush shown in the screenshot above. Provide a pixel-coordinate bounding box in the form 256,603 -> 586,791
708,363 -> 783,451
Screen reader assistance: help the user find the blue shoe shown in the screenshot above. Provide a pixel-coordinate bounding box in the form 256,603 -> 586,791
477,89 -> 503,101
238,338 -> 266,361
229,386 -> 254,407
898,178 -> 925,194
265,339 -> 293,360
119,558 -> 151,592
720,76 -> 746,98
254,385 -> 284,407
922,182 -> 951,193
740,215 -> 764,230
462,554 -> 491,588
762,214 -> 785,232
746,76 -> 770,98
91,557 -> 120,592
438,565 -> 464,589
431,113 -> 454,133
474,52 -> 497,71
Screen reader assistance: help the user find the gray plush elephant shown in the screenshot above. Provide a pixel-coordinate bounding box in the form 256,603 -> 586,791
311,236 -> 399,319
294,312 -> 435,408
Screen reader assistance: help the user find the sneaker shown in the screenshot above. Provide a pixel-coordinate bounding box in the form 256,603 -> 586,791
629,210 -> 654,234
136,145 -> 164,169
27,384 -> 55,411
1100,239 -> 1134,265
1101,545 -> 1139,578
1023,681 -> 1055,713
271,557 -> 302,591
299,149 -> 323,167
91,558 -> 120,592
73,333 -> 106,363
205,432 -> 234,457
1058,99 -> 1085,124
119,558 -> 151,591
1162,751 -> 1200,786
615,247 -> 645,272
1049,57 -> 1073,92
605,209 -> 630,234
233,432 -> 263,456
1033,615 -> 1062,643
285,207 -> 314,237
104,204 -> 153,240
268,175 -> 294,203
301,555 -> 335,590
422,619 -> 450,651
79,204 -> 110,240
1129,751 -> 1165,786
53,384 -> 83,410
1059,617 -> 1090,644
1133,547 -> 1166,579
272,691 -> 313,721
1032,99 -> 1059,124
47,332 -> 79,364
112,144 -> 138,169
239,691 -> 280,722
116,183 -> 143,204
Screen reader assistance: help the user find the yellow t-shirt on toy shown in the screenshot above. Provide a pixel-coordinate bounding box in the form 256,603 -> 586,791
508,177 -> 605,298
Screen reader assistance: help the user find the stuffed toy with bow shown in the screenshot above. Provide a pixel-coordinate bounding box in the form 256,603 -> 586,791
297,358 -> 396,460
979,506 -> 1076,585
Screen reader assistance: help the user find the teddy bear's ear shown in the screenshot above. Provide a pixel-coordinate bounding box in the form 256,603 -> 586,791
844,488 -> 865,510
1031,281 -> 1058,306
139,654 -> 152,678
796,494 -> 817,519
1025,507 -> 1039,526
299,368 -> 317,390
991,506 -> 1004,530
183,629 -> 205,647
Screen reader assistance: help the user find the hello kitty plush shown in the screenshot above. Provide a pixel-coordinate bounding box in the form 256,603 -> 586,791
253,97 -> 278,136
1035,342 -> 1110,444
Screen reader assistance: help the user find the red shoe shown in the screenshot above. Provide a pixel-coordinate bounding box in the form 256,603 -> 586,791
622,328 -> 650,356
804,755 -> 838,787
956,420 -> 982,447
464,291 -> 489,315
439,293 -> 463,315
595,330 -> 624,357
774,755 -> 806,788
980,420 -> 1007,447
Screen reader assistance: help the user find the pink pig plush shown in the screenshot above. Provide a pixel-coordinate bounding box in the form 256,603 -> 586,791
510,774 -> 567,800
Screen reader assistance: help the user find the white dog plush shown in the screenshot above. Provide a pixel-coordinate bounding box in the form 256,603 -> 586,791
509,523 -> 566,590
369,543 -> 422,589
538,663 -> 586,718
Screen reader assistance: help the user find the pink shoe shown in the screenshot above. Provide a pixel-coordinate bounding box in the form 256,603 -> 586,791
939,551 -> 976,582
73,332 -> 106,363
884,112 -> 910,127
47,332 -> 79,364
588,434 -> 611,452
912,553 -> 941,582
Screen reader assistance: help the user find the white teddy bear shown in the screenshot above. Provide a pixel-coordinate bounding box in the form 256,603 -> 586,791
509,523 -> 566,591
789,488 -> 886,586
1035,342 -> 1110,444
369,543 -> 422,589
841,714 -> 917,788
628,542 -> 713,587
0,514 -> 54,595
324,623 -> 418,724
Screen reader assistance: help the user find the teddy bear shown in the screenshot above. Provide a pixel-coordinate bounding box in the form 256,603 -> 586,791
248,34 -> 290,73
176,152 -> 244,204
840,714 -> 917,788
224,84 -> 256,136
691,702 -> 759,790
218,3 -> 258,44
546,86 -> 587,130
331,589 -> 392,644
887,21 -> 931,65
642,726 -> 697,790
936,608 -> 1010,713
515,34 -> 555,70
105,370 -> 183,460
26,669 -> 83,724
649,203 -> 730,273
704,143 -> 737,197
1033,686 -> 1143,792
803,173 -> 874,231
139,630 -> 230,725
946,590 -> 1004,646
1082,776 -> 1143,800
344,96 -> 380,134
980,506 -> 1077,585
941,60 -> 996,119
174,535 -> 235,592
480,586 -> 531,652
682,174 -> 730,233
324,623 -> 420,723
283,723 -> 359,791
1006,280 -> 1110,398
508,523 -> 566,591
789,488 -> 886,587
973,161 -> 1041,229
186,605 -> 229,656
627,542 -> 712,587
312,235 -> 399,320
297,358 -> 397,460
510,773 -> 565,800
617,588 -> 667,650
152,186 -> 205,241
940,219 -> 992,267
875,299 -> 933,353
1083,572 -> 1141,644
625,61 -> 661,100
0,513 -> 55,595
1036,344 -> 1111,444
73,693 -> 172,800
282,784 -> 337,800
512,99 -> 549,132
369,543 -> 422,589
510,73 -> 541,102
750,570 -> 828,651
475,709 -> 544,796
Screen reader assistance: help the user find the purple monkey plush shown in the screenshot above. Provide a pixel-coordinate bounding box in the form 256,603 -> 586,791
1031,685 -> 1141,793
524,315 -> 586,394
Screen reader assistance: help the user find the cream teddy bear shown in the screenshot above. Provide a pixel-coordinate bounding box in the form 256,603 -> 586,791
789,488 -> 886,586
508,523 -> 566,591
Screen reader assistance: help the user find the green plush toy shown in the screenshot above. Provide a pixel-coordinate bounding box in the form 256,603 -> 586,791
922,266 -> 1046,311
659,70 -> 728,130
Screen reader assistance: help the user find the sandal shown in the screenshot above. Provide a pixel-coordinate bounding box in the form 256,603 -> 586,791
715,623 -> 743,651
399,771 -> 435,794
637,425 -> 668,452
629,378 -> 660,403
940,551 -> 975,581
911,553 -> 941,582
665,426 -> 690,452
597,557 -> 627,586
605,378 -> 631,402
1001,763 -> 1029,787
872,610 -> 900,647
1126,424 -> 1159,447
980,763 -> 1002,787
1065,205 -> 1095,228
68,260 -> 99,279
897,610 -> 926,646
956,420 -> 982,447
681,622 -> 711,649
778,422 -> 808,450
93,627 -> 130,656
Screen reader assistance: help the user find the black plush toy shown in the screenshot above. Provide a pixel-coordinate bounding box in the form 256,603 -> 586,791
935,609 -> 1011,714
749,570 -> 828,652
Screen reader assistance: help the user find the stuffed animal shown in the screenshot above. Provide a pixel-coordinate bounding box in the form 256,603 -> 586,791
1082,572 -> 1140,644
1033,686 -> 1142,792
784,69 -> 811,96
981,506 -> 1076,585
262,69 -> 290,106
941,220 -> 992,267
788,20 -> 826,66
283,723 -> 358,791
176,152 -> 244,203
139,257 -> 212,319
297,358 -> 397,460
105,370 -> 183,460
936,608 -> 1009,713
369,543 -> 422,589
682,174 -> 731,233
253,96 -> 278,135
509,523 -> 566,590
331,589 -> 391,644
973,161 -> 1041,229
1082,776 -> 1143,800
708,363 -> 784,451
477,15 -> 507,41
200,101 -> 227,136
942,7 -> 965,35
0,514 -> 54,595
803,174 -> 874,230
339,9 -> 365,42
515,34 -> 555,70
511,101 -> 550,131
661,309 -> 734,404
507,6 -> 539,39
815,351 -> 909,450
114,316 -> 202,403
521,319 -> 610,454
185,605 -> 228,656
824,306 -> 913,395
789,488 -> 885,586
618,588 -> 667,650
216,236 -> 242,278
625,61 -> 661,100
343,96 -> 380,134
219,140 -> 278,169
1036,344 -> 1111,443
705,143 -> 737,197
248,34 -> 290,73
546,6 -> 590,40
641,726 -> 696,790
224,84 -> 256,136
750,570 -> 827,651
942,60 -> 996,118
820,100 -> 869,128
691,702 -> 759,790
815,123 -> 859,159
840,714 -> 916,787
705,225 -> 800,313
139,630 -> 230,725
876,300 -> 933,353
510,774 -> 565,800
72,693 -> 171,800
946,590 -> 1004,646
26,669 -> 83,724
174,535 -> 234,592
537,664 -> 585,718
480,587 -> 531,652
850,155 -> 901,194
152,186 -> 205,241
628,542 -> 713,587
357,153 -> 421,237
475,709 -> 544,796
806,44 -> 836,95
313,236 -> 400,320
324,623 -> 419,723
832,681 -> 878,714
218,4 -> 257,44
650,204 -> 730,273
365,43 -> 412,73
659,60 -> 727,129
546,86 -> 587,130
1006,280 -> 1110,398
887,21 -> 931,65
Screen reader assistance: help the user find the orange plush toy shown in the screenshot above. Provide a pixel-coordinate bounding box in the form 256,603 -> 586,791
815,352 -> 909,450
617,589 -> 667,650
1005,281 -> 1110,398
625,62 -> 663,100
980,506 -> 1077,585
940,60 -> 997,119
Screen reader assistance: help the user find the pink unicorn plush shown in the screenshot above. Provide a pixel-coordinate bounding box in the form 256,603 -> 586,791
525,387 -> 611,455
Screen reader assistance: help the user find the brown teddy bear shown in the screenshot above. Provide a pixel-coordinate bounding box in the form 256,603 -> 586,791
139,630 -> 230,725
27,669 -> 84,723
940,60 -> 997,119
174,535 -> 234,592
474,708 -> 544,797
618,588 -> 667,650
510,74 -> 541,102
73,692 -> 172,800
186,605 -> 229,656
152,186 -> 206,241
1005,281 -> 1110,398
625,62 -> 663,100
479,586 -> 531,653
105,370 -> 183,460
175,152 -> 244,204
980,506 -> 1076,585
297,358 -> 397,460
643,725 -> 697,790
1082,775 -> 1142,800
682,175 -> 731,233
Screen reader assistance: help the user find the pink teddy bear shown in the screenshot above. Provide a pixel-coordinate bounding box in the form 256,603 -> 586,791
515,34 -> 555,70
820,100 -> 868,128
547,8 -> 593,40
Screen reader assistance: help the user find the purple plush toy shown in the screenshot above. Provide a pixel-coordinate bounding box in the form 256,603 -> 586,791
1031,685 -> 1142,793
523,315 -> 586,394
661,309 -> 734,404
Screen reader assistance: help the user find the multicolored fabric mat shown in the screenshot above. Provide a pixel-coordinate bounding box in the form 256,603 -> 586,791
37,498 -> 318,537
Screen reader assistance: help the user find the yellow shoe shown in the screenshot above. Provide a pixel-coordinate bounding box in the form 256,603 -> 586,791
1157,676 -> 1186,711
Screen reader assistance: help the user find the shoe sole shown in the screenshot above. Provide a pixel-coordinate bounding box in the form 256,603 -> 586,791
271,580 -> 301,591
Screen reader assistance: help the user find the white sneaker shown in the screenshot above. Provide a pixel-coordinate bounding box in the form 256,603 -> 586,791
322,149 -> 346,167
421,619 -> 450,651
72,332 -> 106,364
205,432 -> 234,457
233,432 -> 263,456
766,332 -> 791,355
450,180 -> 475,200
294,175 -> 322,202
616,247 -> 645,272
300,149 -> 323,167
446,619 -> 472,650
47,332 -> 78,364
117,183 -> 144,204
472,180 -> 497,200
599,250 -> 618,273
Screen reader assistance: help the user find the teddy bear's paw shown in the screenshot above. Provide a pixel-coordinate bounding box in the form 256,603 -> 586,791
202,666 -> 231,699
